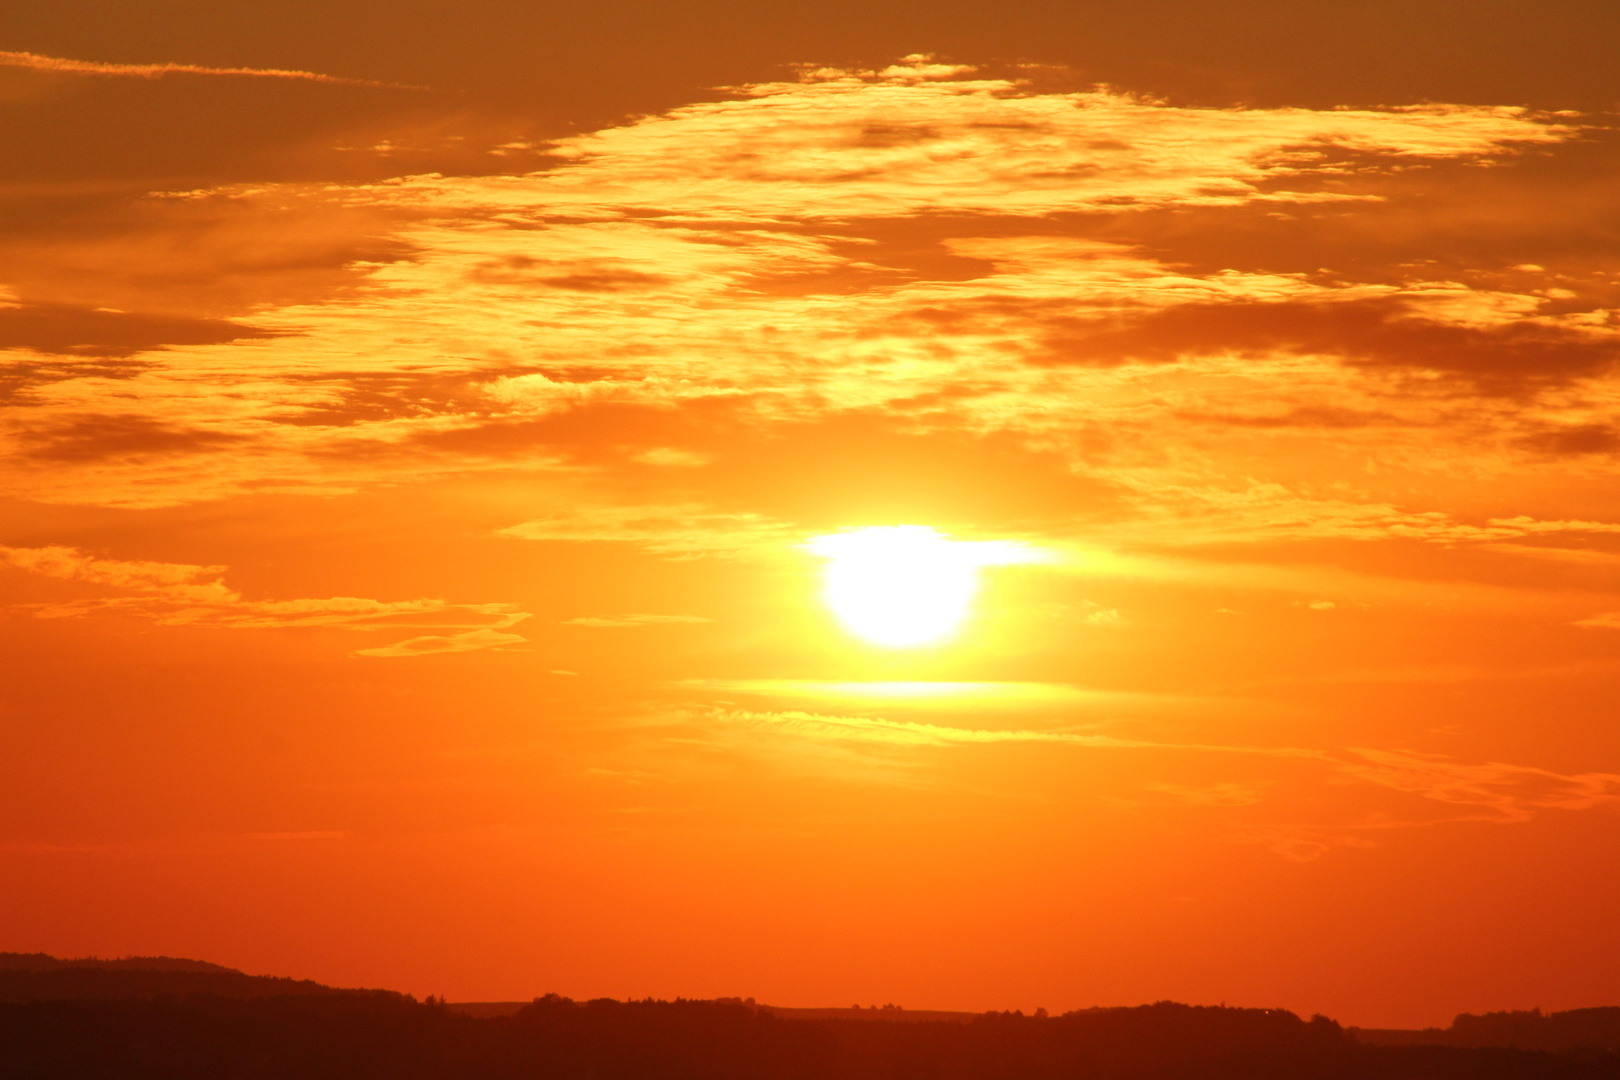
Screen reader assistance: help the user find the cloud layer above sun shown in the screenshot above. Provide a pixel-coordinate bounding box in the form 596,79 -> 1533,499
4,58 -> 1603,516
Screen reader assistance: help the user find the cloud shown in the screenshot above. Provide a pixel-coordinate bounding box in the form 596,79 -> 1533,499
1489,517 -> 1620,536
1227,825 -> 1380,863
353,627 -> 528,658
1,56 -> 1611,570
0,50 -> 415,88
706,703 -> 1620,854
498,505 -> 798,559
684,680 -> 1128,715
0,545 -> 232,599
421,61 -> 1565,222
1146,782 -> 1266,807
0,544 -> 527,652
0,302 -> 282,359
706,701 -> 1316,756
1236,750 -> 1620,860
1013,291 -> 1620,385
19,414 -> 253,462
713,708 -> 1145,749
563,613 -> 713,627
1335,747 -> 1620,823
1069,492 -> 1620,550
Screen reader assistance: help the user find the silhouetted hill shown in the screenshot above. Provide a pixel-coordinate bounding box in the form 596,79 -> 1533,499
1356,1008 -> 1620,1053
0,952 -> 403,1004
0,953 -> 237,974
5,991 -> 1620,1080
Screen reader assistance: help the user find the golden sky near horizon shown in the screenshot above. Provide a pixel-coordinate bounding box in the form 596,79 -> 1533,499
3,0 -> 1620,1030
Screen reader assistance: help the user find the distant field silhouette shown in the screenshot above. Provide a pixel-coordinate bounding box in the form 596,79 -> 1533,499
3,954 -> 1618,1079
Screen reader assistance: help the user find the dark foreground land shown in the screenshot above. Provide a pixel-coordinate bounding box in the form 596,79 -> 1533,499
4,954 -> 1619,1080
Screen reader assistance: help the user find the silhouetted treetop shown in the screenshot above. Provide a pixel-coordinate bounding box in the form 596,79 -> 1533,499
1356,1007 -> 1620,1054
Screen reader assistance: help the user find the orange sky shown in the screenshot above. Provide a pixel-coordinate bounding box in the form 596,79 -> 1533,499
3,0 -> 1620,1029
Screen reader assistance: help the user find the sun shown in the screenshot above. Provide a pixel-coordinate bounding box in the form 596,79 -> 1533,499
806,525 -> 1041,648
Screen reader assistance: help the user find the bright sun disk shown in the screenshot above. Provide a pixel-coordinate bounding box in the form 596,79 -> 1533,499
806,525 -> 1041,648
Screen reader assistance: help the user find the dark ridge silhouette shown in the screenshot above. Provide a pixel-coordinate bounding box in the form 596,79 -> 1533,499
4,988 -> 1620,1080
0,953 -> 238,974
1355,1008 -> 1620,1053
445,999 -> 980,1023
449,1001 -> 533,1019
0,951 -> 403,1004
760,1004 -> 979,1023
4,956 -> 1618,1079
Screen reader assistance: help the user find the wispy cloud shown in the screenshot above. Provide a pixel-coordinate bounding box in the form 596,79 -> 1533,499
713,707 -> 1149,748
435,58 -> 1567,222
498,506 -> 799,559
0,50 -> 418,88
2,58 -> 1612,598
1227,747 -> 1620,861
707,705 -> 1620,855
563,613 -> 713,627
353,627 -> 528,658
1335,747 -> 1620,823
0,544 -> 527,655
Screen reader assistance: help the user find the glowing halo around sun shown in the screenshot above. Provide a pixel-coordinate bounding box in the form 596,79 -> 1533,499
806,526 -> 1045,648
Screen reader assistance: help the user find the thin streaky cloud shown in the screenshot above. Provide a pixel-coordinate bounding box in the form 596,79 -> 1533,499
0,544 -> 527,648
499,506 -> 800,559
354,627 -> 529,658
564,613 -> 714,627
1233,752 -> 1620,861
1336,747 -> 1620,822
718,709 -> 1620,833
713,707 -> 1312,755
0,50 -> 424,88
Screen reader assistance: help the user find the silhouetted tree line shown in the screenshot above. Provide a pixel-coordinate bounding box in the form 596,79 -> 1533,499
6,992 -> 1620,1080
1452,1010 -> 1620,1053
1357,1008 -> 1620,1054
